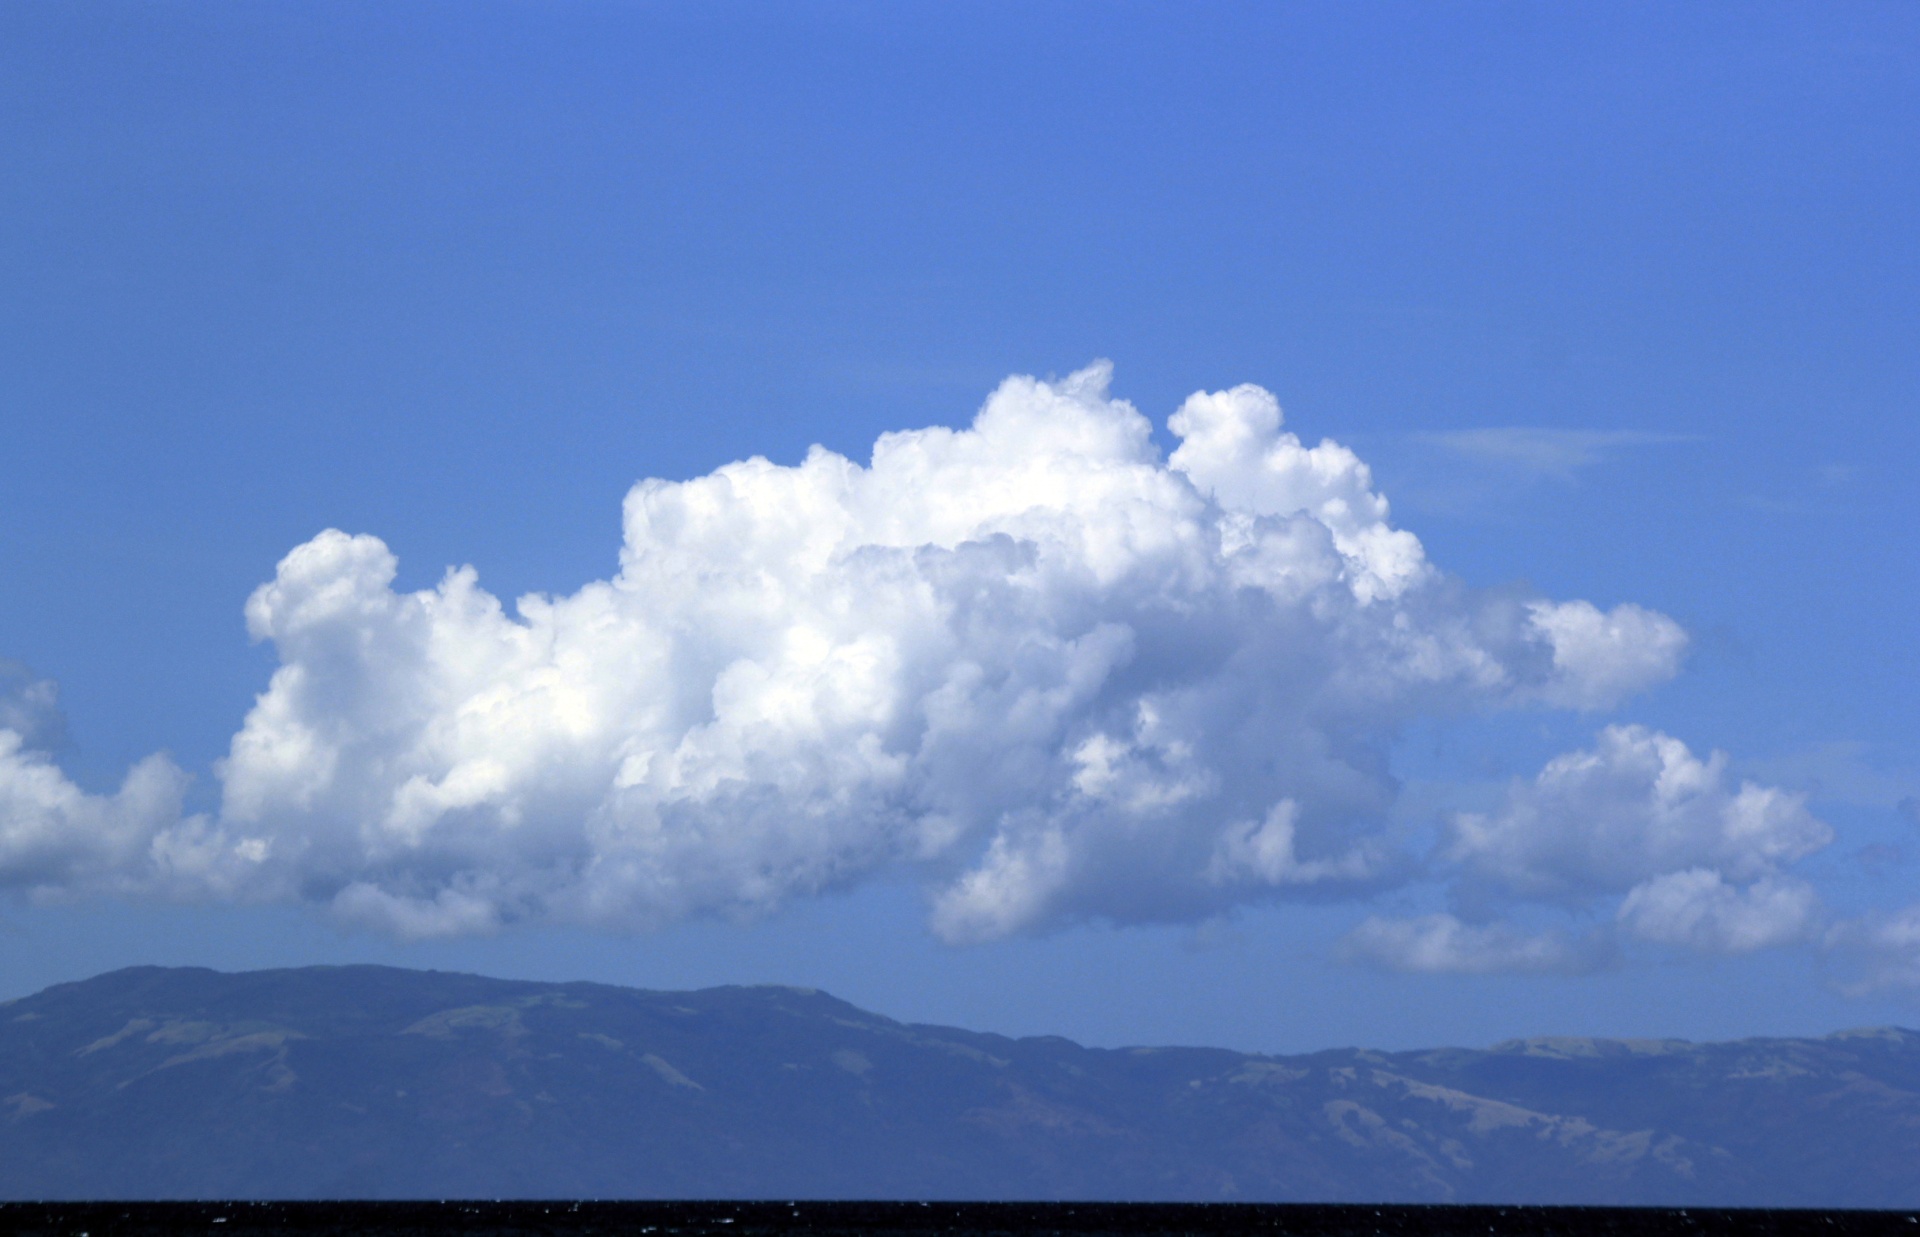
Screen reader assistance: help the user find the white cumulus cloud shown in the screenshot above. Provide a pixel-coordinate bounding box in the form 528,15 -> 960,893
0,364 -> 1694,941
1617,869 -> 1821,954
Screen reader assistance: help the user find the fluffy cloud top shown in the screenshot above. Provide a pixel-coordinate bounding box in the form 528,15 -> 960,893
0,364 -> 1697,942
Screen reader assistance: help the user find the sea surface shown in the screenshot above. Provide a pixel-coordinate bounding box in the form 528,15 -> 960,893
0,1203 -> 1916,1237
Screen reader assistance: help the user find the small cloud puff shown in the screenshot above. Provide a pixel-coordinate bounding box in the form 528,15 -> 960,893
1351,726 -> 1834,973
1447,725 -> 1829,904
0,364 -> 1689,942
0,662 -> 64,751
1616,870 -> 1820,954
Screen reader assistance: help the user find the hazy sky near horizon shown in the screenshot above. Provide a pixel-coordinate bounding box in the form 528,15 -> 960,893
1,1 -> 1917,1053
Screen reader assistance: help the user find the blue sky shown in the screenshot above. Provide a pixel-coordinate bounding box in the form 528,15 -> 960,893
1,1 -> 1916,1053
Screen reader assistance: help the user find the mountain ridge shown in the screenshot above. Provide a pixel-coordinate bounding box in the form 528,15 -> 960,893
3,965 -> 1917,1204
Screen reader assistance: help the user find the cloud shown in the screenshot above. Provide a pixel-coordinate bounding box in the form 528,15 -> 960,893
0,732 -> 213,898
1746,740 -> 1917,812
1416,428 -> 1693,482
1341,913 -> 1606,976
1616,870 -> 1821,954
0,364 -> 1692,941
0,662 -> 64,751
1824,908 -> 1920,994
1446,726 -> 1830,906
1348,727 -> 1834,973
1523,603 -> 1695,711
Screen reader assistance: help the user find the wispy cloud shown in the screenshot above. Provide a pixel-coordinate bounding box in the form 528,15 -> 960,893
1745,740 -> 1917,812
1341,913 -> 1611,976
1415,428 -> 1696,481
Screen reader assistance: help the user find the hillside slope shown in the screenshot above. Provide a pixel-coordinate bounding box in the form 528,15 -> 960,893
2,966 -> 1915,1203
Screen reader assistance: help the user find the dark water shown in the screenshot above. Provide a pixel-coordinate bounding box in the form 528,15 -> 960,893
0,1203 -> 1916,1237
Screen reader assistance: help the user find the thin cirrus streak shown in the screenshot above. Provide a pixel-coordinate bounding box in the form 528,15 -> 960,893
4,361 -> 1866,973
1414,427 -> 1698,482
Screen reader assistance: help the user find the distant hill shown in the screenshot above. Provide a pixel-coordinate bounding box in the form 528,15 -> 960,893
2,965 -> 1917,1203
